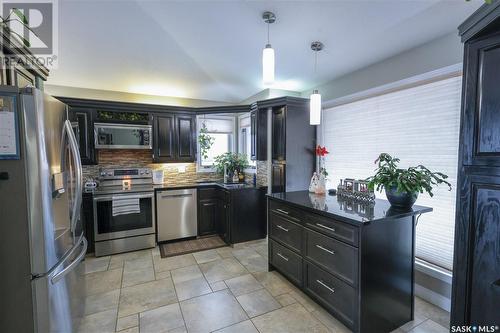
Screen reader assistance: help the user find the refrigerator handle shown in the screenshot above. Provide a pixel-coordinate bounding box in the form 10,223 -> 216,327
61,119 -> 83,233
50,236 -> 87,285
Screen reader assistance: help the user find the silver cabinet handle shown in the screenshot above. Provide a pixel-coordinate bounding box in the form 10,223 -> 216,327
277,253 -> 289,261
316,279 -> 335,294
276,225 -> 289,232
316,223 -> 336,232
276,208 -> 289,215
316,244 -> 335,255
160,193 -> 193,199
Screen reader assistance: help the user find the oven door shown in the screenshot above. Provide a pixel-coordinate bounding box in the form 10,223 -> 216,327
93,192 -> 155,241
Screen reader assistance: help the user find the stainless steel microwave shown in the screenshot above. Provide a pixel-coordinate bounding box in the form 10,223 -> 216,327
94,123 -> 152,149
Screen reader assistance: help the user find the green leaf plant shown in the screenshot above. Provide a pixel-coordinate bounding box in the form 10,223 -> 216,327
213,152 -> 249,176
365,153 -> 452,197
198,123 -> 215,160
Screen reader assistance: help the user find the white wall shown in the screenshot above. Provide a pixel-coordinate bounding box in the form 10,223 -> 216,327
301,32 -> 463,102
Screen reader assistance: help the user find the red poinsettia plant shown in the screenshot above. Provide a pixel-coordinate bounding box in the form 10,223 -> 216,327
315,145 -> 329,177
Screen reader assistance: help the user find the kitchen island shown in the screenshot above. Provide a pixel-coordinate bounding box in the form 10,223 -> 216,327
267,191 -> 432,333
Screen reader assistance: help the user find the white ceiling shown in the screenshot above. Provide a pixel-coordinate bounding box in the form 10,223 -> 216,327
48,0 -> 482,103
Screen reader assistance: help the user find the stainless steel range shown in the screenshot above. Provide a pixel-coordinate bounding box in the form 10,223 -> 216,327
93,168 -> 155,256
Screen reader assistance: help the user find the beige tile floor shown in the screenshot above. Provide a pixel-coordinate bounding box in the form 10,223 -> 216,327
76,238 -> 450,333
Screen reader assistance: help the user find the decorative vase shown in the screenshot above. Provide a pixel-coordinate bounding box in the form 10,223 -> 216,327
309,172 -> 319,193
232,172 -> 239,183
385,185 -> 418,208
315,173 -> 326,195
238,172 -> 245,183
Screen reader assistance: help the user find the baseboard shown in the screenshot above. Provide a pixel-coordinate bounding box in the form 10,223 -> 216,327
415,283 -> 451,312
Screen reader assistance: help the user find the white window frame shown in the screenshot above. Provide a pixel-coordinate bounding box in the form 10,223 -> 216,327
196,114 -> 237,173
237,113 -> 256,173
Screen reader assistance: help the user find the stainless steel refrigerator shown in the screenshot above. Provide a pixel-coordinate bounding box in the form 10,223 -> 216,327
0,86 -> 87,332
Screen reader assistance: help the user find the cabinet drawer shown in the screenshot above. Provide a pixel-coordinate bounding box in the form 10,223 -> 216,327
304,261 -> 356,329
305,229 -> 358,286
269,200 -> 303,224
198,187 -> 217,200
269,212 -> 303,253
270,240 -> 303,286
305,213 -> 358,246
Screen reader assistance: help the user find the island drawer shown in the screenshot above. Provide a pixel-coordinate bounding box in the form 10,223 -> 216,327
304,229 -> 358,286
269,212 -> 303,253
304,261 -> 356,329
269,200 -> 303,224
270,240 -> 303,286
305,213 -> 359,247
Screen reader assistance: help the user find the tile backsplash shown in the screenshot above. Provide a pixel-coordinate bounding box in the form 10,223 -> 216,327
82,149 -> 267,186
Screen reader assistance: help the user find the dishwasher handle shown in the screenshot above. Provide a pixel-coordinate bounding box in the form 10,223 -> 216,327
159,193 -> 194,199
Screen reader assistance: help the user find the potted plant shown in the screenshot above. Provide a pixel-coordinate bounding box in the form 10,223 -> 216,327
213,152 -> 249,183
366,153 -> 451,208
198,123 -> 215,160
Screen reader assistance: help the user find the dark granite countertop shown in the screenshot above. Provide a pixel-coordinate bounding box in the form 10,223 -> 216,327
268,190 -> 432,225
153,181 -> 257,191
84,181 -> 258,195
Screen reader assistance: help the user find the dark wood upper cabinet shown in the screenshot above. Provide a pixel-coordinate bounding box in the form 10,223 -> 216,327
272,106 -> 286,161
154,114 -> 176,162
250,105 -> 268,161
452,4 -> 500,328
153,114 -> 196,163
69,107 -> 98,165
176,115 -> 196,161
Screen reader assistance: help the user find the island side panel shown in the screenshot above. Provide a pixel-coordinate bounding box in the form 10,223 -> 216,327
359,215 -> 415,333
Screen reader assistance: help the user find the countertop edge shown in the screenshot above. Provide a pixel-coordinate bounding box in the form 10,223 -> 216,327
267,193 -> 433,226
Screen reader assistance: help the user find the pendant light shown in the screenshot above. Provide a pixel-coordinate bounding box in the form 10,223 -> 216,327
310,41 -> 323,125
262,11 -> 276,85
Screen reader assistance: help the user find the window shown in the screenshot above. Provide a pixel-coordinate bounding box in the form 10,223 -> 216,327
321,75 -> 461,271
197,116 -> 235,169
238,114 -> 256,168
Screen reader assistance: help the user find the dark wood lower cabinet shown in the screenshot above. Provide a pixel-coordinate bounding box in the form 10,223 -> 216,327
268,196 -> 426,333
196,186 -> 266,244
82,193 -> 95,254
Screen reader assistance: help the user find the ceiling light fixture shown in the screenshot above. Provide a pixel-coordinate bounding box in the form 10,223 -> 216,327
262,11 -> 276,85
310,41 -> 323,125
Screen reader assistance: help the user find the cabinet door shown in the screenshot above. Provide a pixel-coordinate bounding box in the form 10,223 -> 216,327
218,196 -> 231,244
154,114 -> 176,162
272,106 -> 286,161
198,199 -> 218,236
250,110 -> 257,160
176,115 -> 196,162
69,108 -> 97,165
452,174 -> 500,326
271,163 -> 286,193
460,34 -> 500,167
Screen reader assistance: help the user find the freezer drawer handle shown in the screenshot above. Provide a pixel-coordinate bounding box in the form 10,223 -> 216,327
276,225 -> 289,232
316,279 -> 335,294
316,244 -> 335,255
276,253 -> 289,262
316,223 -> 336,233
50,237 -> 88,284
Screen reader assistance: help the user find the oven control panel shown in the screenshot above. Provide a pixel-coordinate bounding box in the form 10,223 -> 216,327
99,168 -> 152,180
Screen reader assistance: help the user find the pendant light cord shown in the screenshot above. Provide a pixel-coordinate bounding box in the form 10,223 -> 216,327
267,22 -> 270,44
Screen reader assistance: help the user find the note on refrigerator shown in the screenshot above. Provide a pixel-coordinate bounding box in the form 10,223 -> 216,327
0,110 -> 18,157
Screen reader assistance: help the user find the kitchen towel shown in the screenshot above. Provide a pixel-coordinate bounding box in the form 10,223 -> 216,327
112,196 -> 140,216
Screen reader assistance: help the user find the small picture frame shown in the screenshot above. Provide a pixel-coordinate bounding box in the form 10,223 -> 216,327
0,94 -> 20,160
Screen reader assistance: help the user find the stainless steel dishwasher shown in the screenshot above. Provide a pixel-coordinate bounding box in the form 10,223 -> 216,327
156,188 -> 197,242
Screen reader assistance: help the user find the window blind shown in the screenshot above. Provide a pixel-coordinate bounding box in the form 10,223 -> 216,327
321,76 -> 461,271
